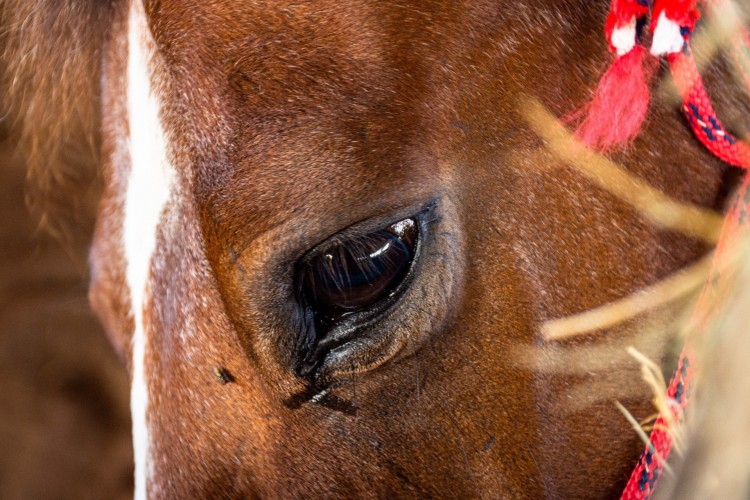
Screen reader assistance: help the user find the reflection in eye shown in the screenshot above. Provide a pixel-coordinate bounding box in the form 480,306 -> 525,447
301,218 -> 418,322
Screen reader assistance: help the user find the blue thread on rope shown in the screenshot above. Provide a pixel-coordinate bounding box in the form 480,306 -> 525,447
683,103 -> 738,145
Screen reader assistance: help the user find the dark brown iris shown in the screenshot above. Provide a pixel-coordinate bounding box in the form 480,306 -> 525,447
301,218 -> 418,320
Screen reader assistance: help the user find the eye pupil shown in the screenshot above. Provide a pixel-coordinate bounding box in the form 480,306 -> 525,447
302,218 -> 418,319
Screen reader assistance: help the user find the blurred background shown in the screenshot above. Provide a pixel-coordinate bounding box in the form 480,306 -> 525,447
0,105 -> 133,497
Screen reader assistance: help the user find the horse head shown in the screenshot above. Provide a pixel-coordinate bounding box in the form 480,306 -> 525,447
6,0 -> 746,497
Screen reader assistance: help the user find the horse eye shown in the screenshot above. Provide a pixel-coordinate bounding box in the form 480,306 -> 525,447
301,218 -> 418,323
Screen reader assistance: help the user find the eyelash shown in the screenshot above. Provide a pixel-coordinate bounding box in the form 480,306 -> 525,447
305,235 -> 405,299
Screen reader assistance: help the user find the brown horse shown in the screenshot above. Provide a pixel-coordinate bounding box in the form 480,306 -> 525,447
3,0 -> 748,497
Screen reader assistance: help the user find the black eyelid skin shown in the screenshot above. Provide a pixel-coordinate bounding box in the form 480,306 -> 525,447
293,205 -> 436,381
296,200 -> 439,261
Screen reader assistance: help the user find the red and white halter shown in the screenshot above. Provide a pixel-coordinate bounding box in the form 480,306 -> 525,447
577,0 -> 750,497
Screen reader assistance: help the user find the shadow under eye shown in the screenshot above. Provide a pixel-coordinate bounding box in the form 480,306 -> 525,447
295,217 -> 420,379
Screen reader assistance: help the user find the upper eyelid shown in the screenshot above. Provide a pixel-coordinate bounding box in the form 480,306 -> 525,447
305,222 -> 414,271
308,236 -> 407,284
301,229 -> 387,264
299,202 -> 435,263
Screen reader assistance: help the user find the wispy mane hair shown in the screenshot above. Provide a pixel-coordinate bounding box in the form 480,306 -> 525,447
1,0 -> 114,242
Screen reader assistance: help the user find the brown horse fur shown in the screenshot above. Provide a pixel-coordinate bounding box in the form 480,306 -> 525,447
3,0 -> 750,497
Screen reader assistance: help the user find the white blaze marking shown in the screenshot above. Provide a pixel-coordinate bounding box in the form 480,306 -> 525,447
126,2 -> 175,499
651,12 -> 684,56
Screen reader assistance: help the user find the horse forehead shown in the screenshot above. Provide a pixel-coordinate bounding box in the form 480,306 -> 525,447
146,1 -> 395,71
131,0 -> 587,251
143,1 -> 453,121
145,0 -> 454,44
141,0 -> 506,105
141,2 -> 493,237
133,0 -> 581,261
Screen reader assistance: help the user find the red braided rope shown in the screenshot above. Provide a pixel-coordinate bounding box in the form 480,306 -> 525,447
620,3 -> 750,498
670,34 -> 750,169
622,175 -> 750,499
621,355 -> 694,499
